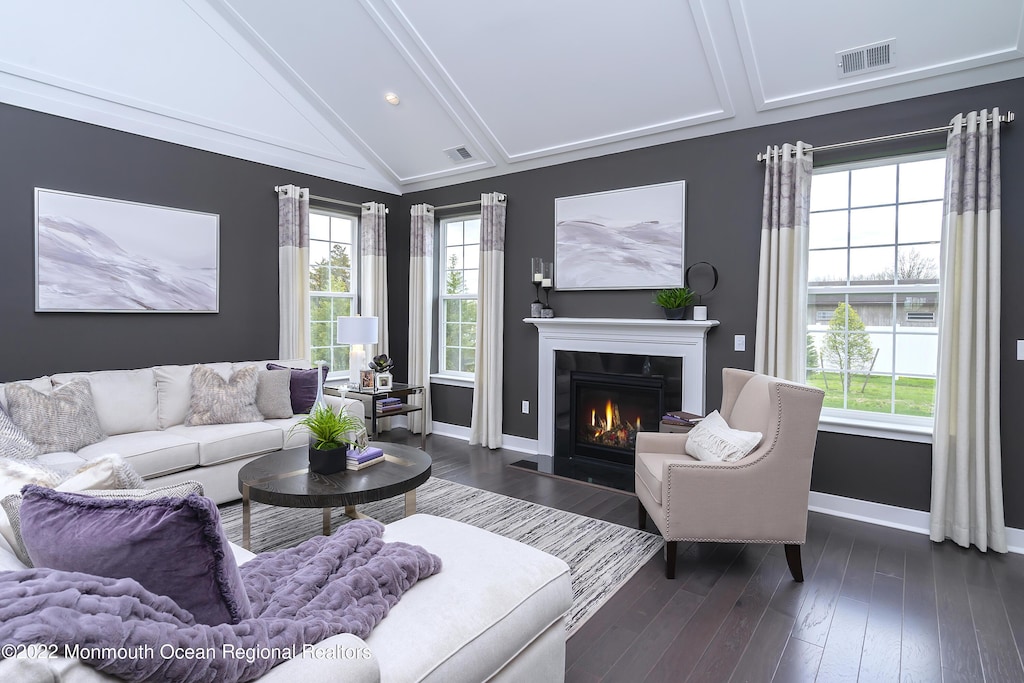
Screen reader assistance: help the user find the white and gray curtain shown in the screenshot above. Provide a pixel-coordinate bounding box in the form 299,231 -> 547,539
408,204 -> 434,436
361,202 -> 389,360
469,193 -> 507,449
754,142 -> 813,381
930,109 -> 1005,553
277,185 -> 310,361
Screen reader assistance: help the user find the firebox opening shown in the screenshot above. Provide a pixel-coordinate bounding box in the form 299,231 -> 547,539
569,371 -> 665,467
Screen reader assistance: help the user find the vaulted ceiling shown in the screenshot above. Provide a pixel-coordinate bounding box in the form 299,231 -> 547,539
2,1 -> 1022,195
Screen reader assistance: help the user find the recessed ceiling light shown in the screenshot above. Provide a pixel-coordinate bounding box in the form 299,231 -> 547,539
384,92 -> 400,106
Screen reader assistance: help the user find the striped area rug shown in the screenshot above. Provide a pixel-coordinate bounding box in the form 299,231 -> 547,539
219,476 -> 662,635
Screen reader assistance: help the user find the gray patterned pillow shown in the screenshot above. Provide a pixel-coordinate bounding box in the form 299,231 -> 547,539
256,369 -> 294,419
2,480 -> 205,567
5,379 -> 105,453
185,365 -> 263,426
0,406 -> 40,460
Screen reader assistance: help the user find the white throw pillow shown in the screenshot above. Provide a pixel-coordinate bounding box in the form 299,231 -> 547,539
684,410 -> 763,463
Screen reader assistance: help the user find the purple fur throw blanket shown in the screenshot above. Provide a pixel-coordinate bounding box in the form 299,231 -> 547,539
0,520 -> 441,682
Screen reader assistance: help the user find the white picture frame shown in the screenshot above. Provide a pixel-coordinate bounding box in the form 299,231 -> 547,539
35,188 -> 219,313
554,181 -> 685,290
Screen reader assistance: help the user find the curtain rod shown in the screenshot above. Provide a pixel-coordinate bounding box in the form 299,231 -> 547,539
433,193 -> 506,211
274,186 -> 384,212
755,110 -> 1014,162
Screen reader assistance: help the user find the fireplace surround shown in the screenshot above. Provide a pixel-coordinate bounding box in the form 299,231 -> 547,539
527,317 -> 718,487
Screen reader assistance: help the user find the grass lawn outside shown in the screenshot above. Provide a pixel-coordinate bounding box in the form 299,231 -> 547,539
805,372 -> 935,417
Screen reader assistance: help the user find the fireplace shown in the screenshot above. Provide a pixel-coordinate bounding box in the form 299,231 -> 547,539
570,371 -> 664,466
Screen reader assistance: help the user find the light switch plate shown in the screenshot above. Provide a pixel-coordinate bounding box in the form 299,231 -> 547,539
521,400 -> 530,414
1017,340 -> 1024,361
734,335 -> 746,352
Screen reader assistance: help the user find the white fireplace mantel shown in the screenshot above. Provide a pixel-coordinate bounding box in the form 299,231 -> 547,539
525,317 -> 719,459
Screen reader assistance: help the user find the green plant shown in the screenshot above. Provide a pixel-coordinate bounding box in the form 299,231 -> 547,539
291,404 -> 366,451
653,287 -> 695,309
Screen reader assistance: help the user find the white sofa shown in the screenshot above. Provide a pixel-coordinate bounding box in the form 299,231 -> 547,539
0,359 -> 364,504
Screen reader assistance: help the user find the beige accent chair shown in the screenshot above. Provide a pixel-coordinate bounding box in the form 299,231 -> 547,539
635,368 -> 825,581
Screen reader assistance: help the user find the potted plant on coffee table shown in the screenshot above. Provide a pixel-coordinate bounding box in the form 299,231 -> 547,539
653,287 -> 695,320
291,404 -> 367,475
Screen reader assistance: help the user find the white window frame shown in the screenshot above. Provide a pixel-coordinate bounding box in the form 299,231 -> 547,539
807,151 -> 945,444
308,207 -> 359,381
432,213 -> 480,387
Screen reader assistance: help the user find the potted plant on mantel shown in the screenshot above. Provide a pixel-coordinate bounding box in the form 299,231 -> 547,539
291,404 -> 367,475
653,287 -> 695,320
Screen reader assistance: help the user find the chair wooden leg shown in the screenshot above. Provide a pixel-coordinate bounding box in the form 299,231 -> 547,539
665,540 -> 677,579
785,544 -> 804,582
638,499 -> 647,530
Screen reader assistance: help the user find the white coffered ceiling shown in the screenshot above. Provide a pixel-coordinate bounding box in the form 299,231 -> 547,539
1,1 -> 1022,194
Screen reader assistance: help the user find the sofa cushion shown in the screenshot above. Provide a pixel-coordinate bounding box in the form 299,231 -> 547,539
185,366 -> 263,427
76,432 -> 200,479
3,480 -> 204,567
51,369 -> 159,435
257,369 -> 294,419
19,486 -> 251,626
369,515 -> 571,683
153,362 -> 233,429
267,363 -> 329,414
0,376 -> 51,413
0,405 -> 39,459
5,379 -> 105,453
264,416 -> 310,449
166,422 -> 282,466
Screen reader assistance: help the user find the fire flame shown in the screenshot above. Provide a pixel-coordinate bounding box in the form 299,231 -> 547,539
606,400 -> 613,432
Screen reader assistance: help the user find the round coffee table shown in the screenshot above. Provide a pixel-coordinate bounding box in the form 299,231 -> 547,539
237,443 -> 431,550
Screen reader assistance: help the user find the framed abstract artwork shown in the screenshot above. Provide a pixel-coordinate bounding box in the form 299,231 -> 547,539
554,181 -> 685,290
35,188 -> 219,312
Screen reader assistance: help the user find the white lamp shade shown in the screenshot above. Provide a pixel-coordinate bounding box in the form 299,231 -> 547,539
336,316 -> 379,345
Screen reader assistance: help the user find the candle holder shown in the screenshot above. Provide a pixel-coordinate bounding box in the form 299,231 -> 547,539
540,261 -> 554,318
530,257 -> 544,317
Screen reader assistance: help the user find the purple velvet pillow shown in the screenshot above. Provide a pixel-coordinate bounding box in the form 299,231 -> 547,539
18,485 -> 251,626
266,363 -> 329,414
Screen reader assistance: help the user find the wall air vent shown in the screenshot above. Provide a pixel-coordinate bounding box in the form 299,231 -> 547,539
836,39 -> 894,79
444,145 -> 474,164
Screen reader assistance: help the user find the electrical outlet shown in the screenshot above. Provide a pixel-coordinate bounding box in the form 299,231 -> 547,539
734,335 -> 746,352
521,400 -> 530,414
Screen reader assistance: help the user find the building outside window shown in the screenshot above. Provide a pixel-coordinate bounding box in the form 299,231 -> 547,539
806,152 -> 945,431
309,209 -> 357,377
439,214 -> 480,378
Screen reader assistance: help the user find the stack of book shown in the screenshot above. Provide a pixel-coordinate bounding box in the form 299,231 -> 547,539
347,446 -> 385,471
661,411 -> 702,426
376,397 -> 403,413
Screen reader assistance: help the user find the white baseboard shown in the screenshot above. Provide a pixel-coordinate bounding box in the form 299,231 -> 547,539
429,421 -> 539,455
808,491 -> 1024,555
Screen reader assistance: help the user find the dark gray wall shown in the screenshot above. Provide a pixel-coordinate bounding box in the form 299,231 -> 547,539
0,102 -> 396,381
397,77 -> 1024,527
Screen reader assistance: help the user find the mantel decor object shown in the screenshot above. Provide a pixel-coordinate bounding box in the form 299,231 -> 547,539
684,261 -> 719,321
540,260 -> 554,317
530,257 -> 544,317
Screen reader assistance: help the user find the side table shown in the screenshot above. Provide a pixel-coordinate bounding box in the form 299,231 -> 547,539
326,383 -> 426,450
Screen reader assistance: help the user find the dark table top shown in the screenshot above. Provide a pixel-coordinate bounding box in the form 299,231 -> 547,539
238,443 -> 432,509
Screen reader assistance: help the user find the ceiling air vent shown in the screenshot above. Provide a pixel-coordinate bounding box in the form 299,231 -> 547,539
836,39 -> 894,79
444,145 -> 474,164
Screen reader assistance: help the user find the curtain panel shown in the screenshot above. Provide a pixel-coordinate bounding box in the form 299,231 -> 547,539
469,193 -> 507,449
278,185 -> 310,361
930,109 -> 1005,553
754,142 -> 813,381
408,204 -> 434,435
360,202 -> 389,360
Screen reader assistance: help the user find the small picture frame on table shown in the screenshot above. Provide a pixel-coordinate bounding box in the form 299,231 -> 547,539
374,372 -> 393,392
359,370 -> 375,390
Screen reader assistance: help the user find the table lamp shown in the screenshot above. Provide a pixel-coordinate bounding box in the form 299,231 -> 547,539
336,315 -> 379,385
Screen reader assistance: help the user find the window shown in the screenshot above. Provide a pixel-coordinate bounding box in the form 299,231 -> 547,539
439,215 -> 480,378
805,152 -> 945,437
309,209 -> 357,376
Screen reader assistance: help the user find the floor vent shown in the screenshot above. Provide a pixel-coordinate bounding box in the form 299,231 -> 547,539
836,40 -> 894,78
444,146 -> 474,164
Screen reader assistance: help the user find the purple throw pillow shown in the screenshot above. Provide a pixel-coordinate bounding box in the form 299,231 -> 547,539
18,485 -> 251,626
266,363 -> 329,414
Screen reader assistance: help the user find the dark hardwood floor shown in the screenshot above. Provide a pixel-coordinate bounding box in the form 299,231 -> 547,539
386,429 -> 1024,682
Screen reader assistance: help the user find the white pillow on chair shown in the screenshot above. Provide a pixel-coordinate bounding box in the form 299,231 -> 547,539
684,410 -> 763,462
